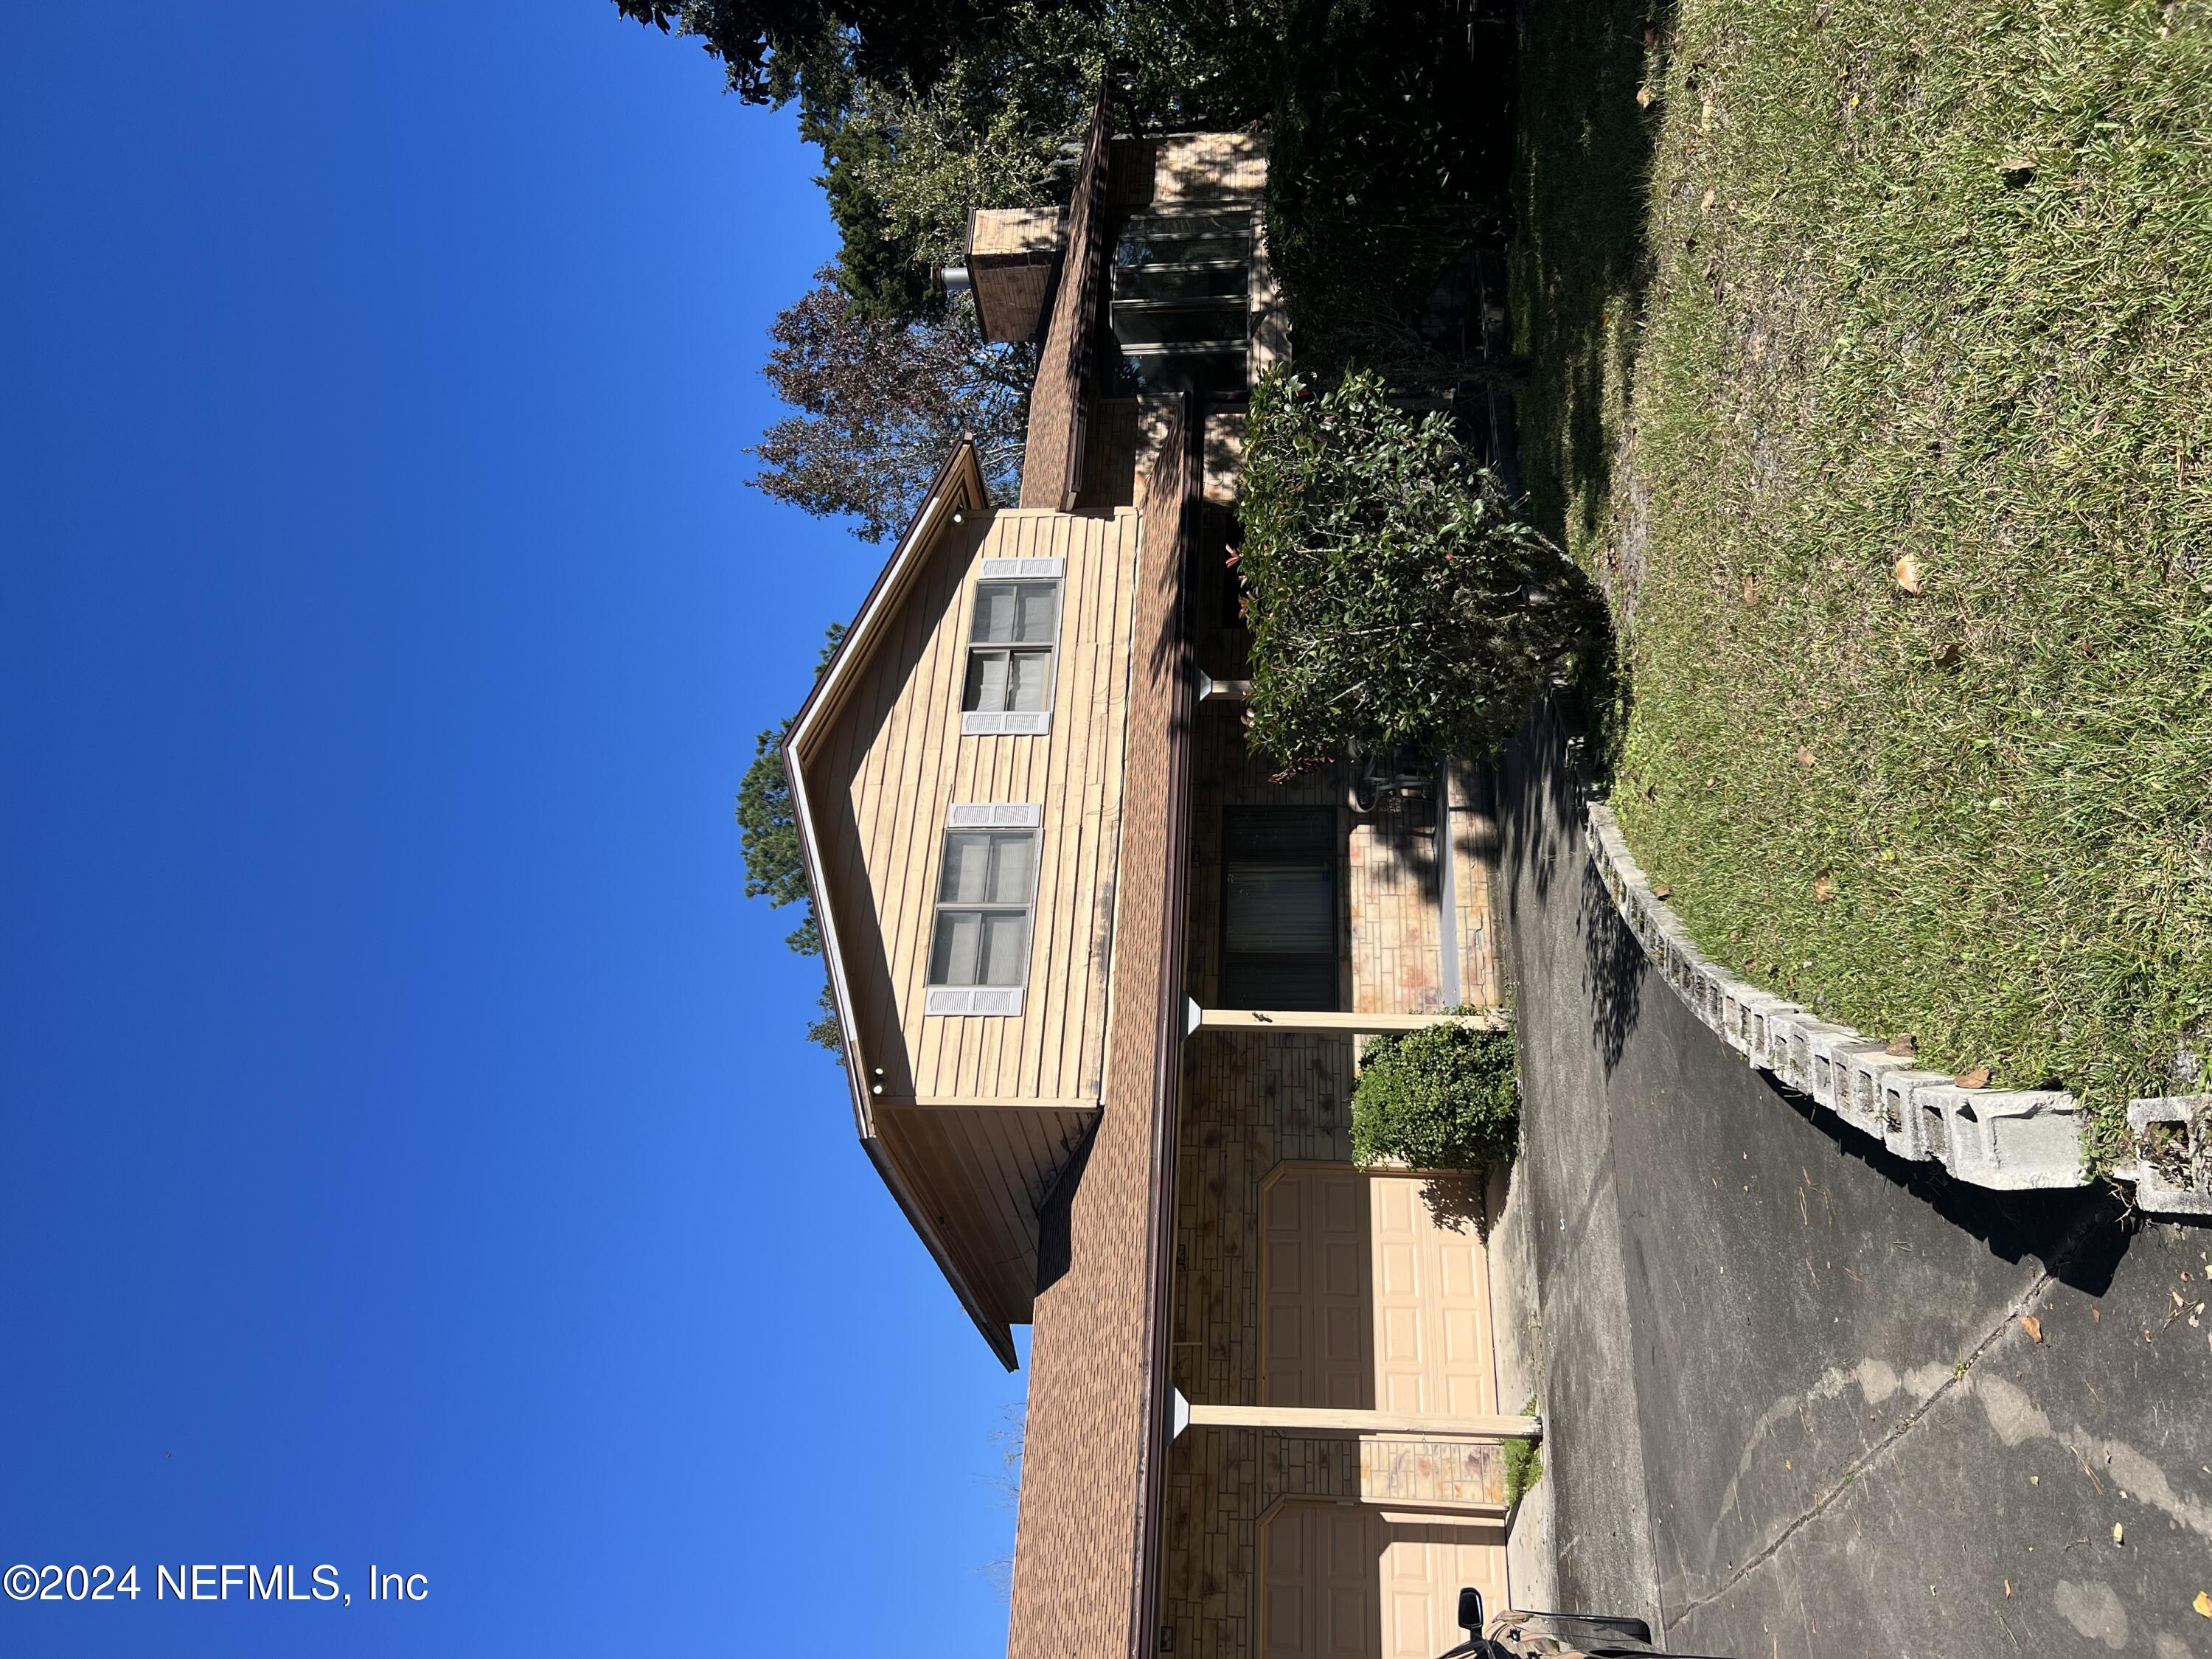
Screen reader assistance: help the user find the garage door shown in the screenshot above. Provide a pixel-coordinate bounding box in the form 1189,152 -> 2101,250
1260,1503 -> 1506,1659
1262,1167 -> 1498,1418
1258,1169 -> 1506,1659
1262,1163 -> 1374,1409
1371,1173 -> 1496,1419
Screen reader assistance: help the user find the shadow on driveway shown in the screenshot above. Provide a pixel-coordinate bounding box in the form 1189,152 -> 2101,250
1489,701 -> 2208,1659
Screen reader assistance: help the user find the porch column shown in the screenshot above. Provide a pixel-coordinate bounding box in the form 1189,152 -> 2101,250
1171,1394 -> 1541,1443
1184,1002 -> 1507,1038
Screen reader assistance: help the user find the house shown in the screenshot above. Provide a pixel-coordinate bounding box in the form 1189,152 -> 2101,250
785,86 -> 1530,1659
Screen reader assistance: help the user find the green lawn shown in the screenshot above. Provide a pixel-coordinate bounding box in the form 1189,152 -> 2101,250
1513,0 -> 2212,1160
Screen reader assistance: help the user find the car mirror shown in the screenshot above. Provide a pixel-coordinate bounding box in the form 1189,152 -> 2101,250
1457,1587 -> 1484,1635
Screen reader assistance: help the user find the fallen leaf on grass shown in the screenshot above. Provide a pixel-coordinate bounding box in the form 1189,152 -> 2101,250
1886,1034 -> 1918,1057
1742,573 -> 1757,604
1796,745 -> 1817,768
2020,1315 -> 2042,1343
1652,885 -> 1672,900
1893,554 -> 1924,594
1933,641 -> 1963,669
1813,874 -> 1834,902
1702,187 -> 1717,213
1636,84 -> 1655,108
1955,1067 -> 1992,1089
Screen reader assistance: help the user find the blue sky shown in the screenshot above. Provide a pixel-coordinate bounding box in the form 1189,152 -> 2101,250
0,4 -> 1028,1654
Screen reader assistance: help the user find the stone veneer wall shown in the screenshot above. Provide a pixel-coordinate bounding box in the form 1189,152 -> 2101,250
1158,726 -> 1514,1659
1164,703 -> 1356,1659
1349,799 -> 1444,1015
1346,760 -> 1506,1015
1450,762 -> 1506,1011
1160,1031 -> 1360,1659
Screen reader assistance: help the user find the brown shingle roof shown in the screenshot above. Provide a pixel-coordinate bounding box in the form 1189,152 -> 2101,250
1018,83 -> 1113,511
1006,393 -> 1196,1659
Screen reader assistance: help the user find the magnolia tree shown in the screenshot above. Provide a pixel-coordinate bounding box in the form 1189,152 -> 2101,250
749,273 -> 1032,540
1237,368 -> 1603,772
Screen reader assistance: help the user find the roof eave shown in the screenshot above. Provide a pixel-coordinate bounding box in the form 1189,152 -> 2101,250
780,442 -> 1009,1365
783,439 -> 987,1140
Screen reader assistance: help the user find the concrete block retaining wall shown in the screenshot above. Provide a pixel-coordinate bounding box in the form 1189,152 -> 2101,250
2127,1096 -> 2212,1217
1584,802 -> 2208,1217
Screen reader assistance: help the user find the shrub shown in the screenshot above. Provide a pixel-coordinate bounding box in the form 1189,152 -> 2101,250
1350,1015 -> 1520,1171
1238,369 -> 1602,773
1502,1398 -> 1544,1506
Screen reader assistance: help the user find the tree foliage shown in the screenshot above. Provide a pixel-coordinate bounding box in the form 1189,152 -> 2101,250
1262,0 -> 1517,385
736,721 -> 817,952
816,3 -> 1274,310
613,0 -> 997,105
619,0 -> 1276,316
1351,1015 -> 1520,1172
751,273 -> 1031,540
832,69 -> 1077,271
735,624 -> 847,1051
1237,368 -> 1601,771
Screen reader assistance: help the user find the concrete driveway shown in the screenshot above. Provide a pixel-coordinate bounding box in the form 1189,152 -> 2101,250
1484,708 -> 2212,1659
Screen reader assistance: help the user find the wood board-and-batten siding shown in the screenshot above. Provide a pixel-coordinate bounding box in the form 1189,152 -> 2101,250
805,504 -> 1141,1319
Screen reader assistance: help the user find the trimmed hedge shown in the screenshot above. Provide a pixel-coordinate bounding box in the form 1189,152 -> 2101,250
1351,1015 -> 1520,1171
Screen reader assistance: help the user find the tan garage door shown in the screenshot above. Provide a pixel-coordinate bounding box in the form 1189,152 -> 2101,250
1259,1500 -> 1378,1659
1371,1172 -> 1496,1419
1262,1167 -> 1498,1417
1262,1164 -> 1374,1409
1258,1169 -> 1506,1659
1260,1503 -> 1506,1659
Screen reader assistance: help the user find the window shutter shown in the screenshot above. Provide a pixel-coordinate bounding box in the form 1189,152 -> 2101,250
962,710 -> 1053,736
925,987 -> 1026,1018
947,803 -> 1044,828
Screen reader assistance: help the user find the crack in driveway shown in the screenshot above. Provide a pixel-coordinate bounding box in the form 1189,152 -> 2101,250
1663,1203 -> 2110,1630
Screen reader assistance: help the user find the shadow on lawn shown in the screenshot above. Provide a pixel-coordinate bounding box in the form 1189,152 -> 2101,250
1512,0 -> 1676,557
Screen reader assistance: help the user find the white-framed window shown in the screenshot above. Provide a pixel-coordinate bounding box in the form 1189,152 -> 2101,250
961,557 -> 1062,736
924,804 -> 1042,1016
